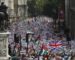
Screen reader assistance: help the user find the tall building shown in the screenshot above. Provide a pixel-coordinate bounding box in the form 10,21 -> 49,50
18,0 -> 27,19
69,0 -> 75,39
65,0 -> 75,39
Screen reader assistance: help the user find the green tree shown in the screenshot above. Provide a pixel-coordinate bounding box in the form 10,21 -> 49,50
43,0 -> 60,17
27,0 -> 36,17
28,0 -> 64,17
28,0 -> 48,16
35,0 -> 47,15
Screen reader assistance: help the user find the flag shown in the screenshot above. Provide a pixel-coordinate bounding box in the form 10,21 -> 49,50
41,49 -> 48,55
39,43 -> 48,55
48,40 -> 63,52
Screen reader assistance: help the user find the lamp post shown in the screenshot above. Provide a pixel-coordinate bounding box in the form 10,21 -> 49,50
26,31 -> 34,57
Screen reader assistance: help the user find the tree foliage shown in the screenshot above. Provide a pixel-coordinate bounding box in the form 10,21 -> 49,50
27,0 -> 36,17
35,0 -> 47,15
27,0 -> 64,17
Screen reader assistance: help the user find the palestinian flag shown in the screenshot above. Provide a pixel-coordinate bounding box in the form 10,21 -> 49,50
39,43 -> 48,55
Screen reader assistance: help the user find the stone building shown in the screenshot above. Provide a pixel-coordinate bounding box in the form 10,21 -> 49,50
65,0 -> 75,39
18,0 -> 27,19
0,0 -> 27,22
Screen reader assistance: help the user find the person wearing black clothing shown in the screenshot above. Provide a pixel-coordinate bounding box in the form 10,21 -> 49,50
8,45 -> 11,55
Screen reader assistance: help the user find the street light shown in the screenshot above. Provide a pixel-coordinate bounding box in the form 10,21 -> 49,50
26,31 -> 34,57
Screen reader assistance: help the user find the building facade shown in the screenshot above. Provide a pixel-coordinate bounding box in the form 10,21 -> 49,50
18,0 -> 27,19
0,0 -> 27,22
69,0 -> 75,39
65,0 -> 75,39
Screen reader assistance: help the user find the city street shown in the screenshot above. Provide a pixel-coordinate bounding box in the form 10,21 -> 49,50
0,0 -> 75,60
8,16 -> 75,60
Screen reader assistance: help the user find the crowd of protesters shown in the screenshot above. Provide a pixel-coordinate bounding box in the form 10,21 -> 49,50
8,16 -> 75,60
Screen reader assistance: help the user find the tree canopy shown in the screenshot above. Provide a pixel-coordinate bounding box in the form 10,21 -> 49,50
27,0 -> 64,17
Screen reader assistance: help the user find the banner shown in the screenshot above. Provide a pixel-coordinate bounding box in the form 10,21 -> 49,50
48,40 -> 63,52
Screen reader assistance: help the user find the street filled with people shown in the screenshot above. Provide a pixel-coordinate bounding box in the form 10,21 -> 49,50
8,16 -> 75,60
